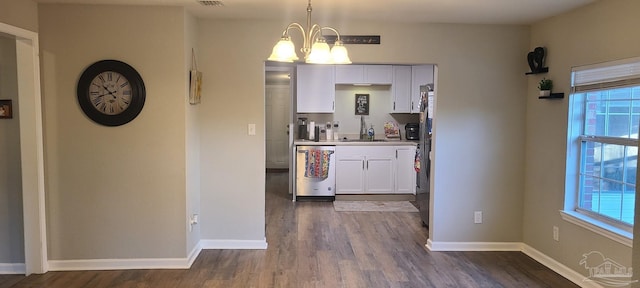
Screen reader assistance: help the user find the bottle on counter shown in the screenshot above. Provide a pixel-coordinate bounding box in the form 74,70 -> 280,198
308,121 -> 315,140
325,122 -> 333,140
368,124 -> 375,141
333,121 -> 340,140
314,125 -> 320,142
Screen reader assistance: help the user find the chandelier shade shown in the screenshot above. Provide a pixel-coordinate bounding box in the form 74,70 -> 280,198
307,38 -> 331,64
268,36 -> 299,62
268,0 -> 351,64
330,40 -> 351,64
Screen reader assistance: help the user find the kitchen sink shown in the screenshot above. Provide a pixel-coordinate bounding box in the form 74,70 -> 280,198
339,138 -> 388,142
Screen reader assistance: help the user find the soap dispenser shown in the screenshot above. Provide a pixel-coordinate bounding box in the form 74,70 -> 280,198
367,124 -> 375,141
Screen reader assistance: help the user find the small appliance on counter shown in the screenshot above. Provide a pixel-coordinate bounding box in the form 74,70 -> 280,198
297,118 -> 307,139
405,123 -> 419,140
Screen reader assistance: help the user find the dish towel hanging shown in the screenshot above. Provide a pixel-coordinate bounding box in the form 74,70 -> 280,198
304,149 -> 334,178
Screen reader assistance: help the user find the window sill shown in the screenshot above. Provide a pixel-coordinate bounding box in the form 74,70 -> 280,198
560,210 -> 632,247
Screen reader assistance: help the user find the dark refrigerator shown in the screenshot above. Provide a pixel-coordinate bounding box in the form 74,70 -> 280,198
416,85 -> 433,227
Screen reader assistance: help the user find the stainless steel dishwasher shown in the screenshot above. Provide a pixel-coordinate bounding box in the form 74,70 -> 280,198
296,146 -> 336,197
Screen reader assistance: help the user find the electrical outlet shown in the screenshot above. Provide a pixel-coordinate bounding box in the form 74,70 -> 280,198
553,226 -> 559,241
248,124 -> 256,135
474,211 -> 482,224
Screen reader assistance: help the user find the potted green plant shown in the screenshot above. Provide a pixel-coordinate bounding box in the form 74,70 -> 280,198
538,78 -> 553,96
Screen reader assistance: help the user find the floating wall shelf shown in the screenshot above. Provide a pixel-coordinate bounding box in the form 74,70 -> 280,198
538,93 -> 564,99
525,67 -> 549,75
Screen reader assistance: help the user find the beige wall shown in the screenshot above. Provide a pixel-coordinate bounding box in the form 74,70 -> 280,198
197,20 -> 268,241
28,1 -> 638,277
198,19 -> 529,243
0,35 -> 24,264
38,4 -> 189,259
0,0 -> 38,32
525,0 -> 640,278
184,11 -> 201,255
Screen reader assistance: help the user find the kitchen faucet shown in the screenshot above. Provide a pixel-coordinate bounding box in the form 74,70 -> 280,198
359,116 -> 366,140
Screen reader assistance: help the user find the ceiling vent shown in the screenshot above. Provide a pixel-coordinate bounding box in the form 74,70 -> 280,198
198,0 -> 224,6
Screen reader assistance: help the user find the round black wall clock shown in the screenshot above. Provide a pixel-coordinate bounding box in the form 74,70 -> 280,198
77,59 -> 146,126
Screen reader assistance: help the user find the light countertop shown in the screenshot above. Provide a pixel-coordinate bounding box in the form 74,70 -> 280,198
294,139 -> 418,146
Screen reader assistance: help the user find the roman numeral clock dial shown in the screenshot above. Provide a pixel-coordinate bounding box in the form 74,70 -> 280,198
77,60 -> 145,126
89,72 -> 132,115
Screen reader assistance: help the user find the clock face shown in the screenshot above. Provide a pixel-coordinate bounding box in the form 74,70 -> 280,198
77,60 -> 145,126
89,71 -> 132,115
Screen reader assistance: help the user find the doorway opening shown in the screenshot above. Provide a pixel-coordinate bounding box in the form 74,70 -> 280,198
264,63 -> 295,196
0,22 -> 47,276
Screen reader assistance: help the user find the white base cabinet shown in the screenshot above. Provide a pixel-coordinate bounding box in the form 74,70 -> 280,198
335,146 -> 394,194
335,145 -> 416,195
334,156 -> 366,193
395,147 -> 417,194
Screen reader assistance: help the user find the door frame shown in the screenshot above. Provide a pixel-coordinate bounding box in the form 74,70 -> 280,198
0,22 -> 47,275
264,63 -> 295,194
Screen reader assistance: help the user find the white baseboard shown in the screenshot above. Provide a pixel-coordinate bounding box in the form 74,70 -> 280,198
48,257 -> 193,271
521,244 -> 604,288
426,239 -> 522,251
0,263 -> 26,274
46,238 -> 267,271
425,239 -> 602,288
187,241 -> 202,267
200,238 -> 268,250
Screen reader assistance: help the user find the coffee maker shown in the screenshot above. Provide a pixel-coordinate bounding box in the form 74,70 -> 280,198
405,123 -> 419,140
297,118 -> 308,139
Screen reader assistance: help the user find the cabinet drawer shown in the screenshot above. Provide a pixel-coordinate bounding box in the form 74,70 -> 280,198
336,146 -> 365,157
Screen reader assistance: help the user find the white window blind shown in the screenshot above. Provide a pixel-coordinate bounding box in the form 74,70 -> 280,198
572,57 -> 640,92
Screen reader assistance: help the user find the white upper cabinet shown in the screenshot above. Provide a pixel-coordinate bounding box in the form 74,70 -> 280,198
411,65 -> 434,113
296,64 -> 335,113
391,66 -> 412,113
335,65 -> 392,85
335,65 -> 364,84
364,65 -> 393,84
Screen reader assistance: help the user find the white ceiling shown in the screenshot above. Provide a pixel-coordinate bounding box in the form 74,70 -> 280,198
33,0 -> 596,25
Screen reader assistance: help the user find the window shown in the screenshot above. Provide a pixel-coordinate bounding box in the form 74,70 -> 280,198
566,58 -> 640,236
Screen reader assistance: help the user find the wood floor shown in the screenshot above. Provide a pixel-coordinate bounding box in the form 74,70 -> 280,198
3,172 -> 578,287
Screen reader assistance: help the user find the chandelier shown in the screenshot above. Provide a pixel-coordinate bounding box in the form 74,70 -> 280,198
268,0 -> 351,64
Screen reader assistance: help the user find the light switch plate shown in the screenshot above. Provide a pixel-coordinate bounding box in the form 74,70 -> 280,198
474,211 -> 482,224
248,124 -> 256,135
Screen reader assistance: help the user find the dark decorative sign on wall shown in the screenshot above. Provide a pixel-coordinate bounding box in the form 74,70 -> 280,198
325,35 -> 381,45
355,94 -> 369,115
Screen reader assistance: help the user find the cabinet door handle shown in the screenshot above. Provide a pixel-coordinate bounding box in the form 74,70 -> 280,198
411,102 -> 414,110
333,101 -> 335,110
366,160 -> 369,170
362,160 -> 365,170
393,102 -> 396,110
396,150 -> 398,159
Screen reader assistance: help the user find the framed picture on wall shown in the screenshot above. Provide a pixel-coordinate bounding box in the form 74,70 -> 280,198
0,100 -> 12,119
355,94 -> 369,115
189,48 -> 203,105
189,69 -> 203,104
